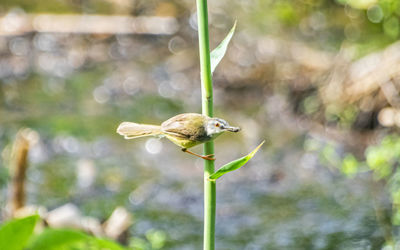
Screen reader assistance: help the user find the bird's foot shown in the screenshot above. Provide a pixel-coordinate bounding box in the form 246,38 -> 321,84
202,154 -> 215,161
182,149 -> 216,161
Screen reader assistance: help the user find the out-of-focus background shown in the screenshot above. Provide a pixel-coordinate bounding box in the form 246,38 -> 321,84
1,0 -> 400,249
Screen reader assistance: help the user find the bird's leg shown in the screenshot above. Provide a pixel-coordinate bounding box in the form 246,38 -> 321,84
181,148 -> 215,161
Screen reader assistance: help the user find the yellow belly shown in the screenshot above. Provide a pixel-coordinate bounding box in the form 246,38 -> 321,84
165,134 -> 201,149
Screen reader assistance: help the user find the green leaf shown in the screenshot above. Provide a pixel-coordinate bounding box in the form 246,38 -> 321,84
27,228 -> 126,250
0,215 -> 39,250
27,228 -> 89,250
93,238 -> 126,250
210,21 -> 237,74
209,141 -> 264,180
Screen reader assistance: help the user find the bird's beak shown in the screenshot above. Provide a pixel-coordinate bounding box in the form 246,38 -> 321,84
225,126 -> 240,132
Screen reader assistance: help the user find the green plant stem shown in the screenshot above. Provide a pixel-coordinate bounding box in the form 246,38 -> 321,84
196,0 -> 216,249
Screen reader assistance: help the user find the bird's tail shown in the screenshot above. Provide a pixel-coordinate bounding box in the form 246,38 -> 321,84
116,122 -> 163,139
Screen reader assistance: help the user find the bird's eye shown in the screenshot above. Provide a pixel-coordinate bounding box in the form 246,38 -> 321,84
215,123 -> 220,127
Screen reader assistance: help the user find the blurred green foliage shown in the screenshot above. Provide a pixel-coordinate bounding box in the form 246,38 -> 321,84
1,0 -> 399,56
28,228 -> 125,250
0,215 -> 38,250
234,0 -> 400,58
341,154 -> 359,177
0,215 -> 127,250
0,0 -> 114,14
309,135 -> 400,181
309,135 -> 400,243
130,229 -> 167,250
363,136 -> 400,227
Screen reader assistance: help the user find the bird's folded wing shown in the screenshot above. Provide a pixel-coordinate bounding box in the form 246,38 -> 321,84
161,114 -> 206,140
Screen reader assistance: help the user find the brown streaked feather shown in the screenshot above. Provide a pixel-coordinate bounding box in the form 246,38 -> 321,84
161,113 -> 211,142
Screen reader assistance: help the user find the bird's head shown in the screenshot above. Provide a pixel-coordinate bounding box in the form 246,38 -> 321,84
206,117 -> 240,136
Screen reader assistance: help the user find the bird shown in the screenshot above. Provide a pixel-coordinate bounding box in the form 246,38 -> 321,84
116,113 -> 240,160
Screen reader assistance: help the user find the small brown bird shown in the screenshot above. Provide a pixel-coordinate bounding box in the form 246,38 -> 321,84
116,113 -> 240,160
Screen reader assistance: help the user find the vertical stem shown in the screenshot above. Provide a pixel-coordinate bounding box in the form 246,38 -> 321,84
196,0 -> 215,249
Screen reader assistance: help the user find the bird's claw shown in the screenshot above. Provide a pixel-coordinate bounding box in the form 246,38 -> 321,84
182,149 -> 215,161
202,154 -> 215,161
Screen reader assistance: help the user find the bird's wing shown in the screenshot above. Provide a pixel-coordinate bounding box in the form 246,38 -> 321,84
161,113 -> 206,139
